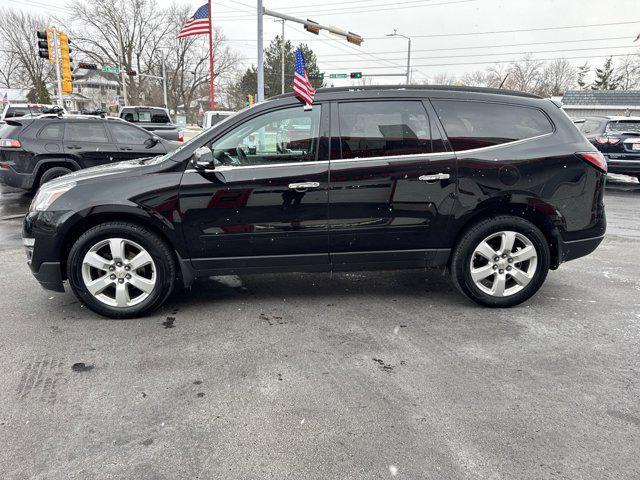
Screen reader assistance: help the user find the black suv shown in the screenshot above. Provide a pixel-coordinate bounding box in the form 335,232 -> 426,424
575,115 -> 640,181
23,86 -> 606,318
0,114 -> 178,190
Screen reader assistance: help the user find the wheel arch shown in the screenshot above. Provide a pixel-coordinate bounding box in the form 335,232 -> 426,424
59,210 -> 193,287
451,196 -> 564,269
32,156 -> 82,187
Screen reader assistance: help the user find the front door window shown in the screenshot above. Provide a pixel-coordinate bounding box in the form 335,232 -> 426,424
209,106 -> 321,167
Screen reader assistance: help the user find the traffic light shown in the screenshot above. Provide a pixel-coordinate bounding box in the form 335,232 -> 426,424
350,72 -> 362,79
126,70 -> 137,76
78,62 -> 98,70
304,19 -> 320,35
346,32 -> 364,46
245,95 -> 254,106
58,31 -> 73,94
36,29 -> 54,61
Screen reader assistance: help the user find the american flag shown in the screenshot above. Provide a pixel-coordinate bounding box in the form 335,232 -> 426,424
293,48 -> 315,105
1,93 -> 8,106
178,3 -> 210,39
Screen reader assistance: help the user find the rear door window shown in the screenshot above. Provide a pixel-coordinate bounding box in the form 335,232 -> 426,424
432,100 -> 554,151
66,122 -> 109,143
108,122 -> 150,144
38,123 -> 64,140
338,100 -> 433,159
121,108 -> 170,124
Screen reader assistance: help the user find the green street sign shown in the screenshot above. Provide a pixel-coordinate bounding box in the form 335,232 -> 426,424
328,73 -> 348,79
100,66 -> 120,74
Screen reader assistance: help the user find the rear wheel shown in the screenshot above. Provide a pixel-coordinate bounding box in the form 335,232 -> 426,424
450,216 -> 550,307
39,166 -> 72,187
67,222 -> 176,318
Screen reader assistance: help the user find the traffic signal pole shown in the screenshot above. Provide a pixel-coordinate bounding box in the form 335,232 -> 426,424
51,31 -> 64,107
256,6 -> 362,103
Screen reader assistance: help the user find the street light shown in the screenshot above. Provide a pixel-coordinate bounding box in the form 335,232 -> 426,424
386,29 -> 411,85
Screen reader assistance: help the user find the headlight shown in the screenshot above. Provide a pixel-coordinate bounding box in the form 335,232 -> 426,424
30,182 -> 76,211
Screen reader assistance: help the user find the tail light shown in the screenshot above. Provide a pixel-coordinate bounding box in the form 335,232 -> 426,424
577,152 -> 607,172
0,139 -> 21,148
178,129 -> 184,142
595,136 -> 620,145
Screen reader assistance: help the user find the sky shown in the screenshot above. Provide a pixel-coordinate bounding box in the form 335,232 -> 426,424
7,0 -> 640,87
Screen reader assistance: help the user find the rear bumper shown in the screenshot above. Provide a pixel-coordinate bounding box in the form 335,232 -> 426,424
0,166 -> 35,190
558,234 -> 605,264
605,155 -> 640,175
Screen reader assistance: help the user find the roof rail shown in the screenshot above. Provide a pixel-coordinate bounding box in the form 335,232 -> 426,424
269,84 -> 542,100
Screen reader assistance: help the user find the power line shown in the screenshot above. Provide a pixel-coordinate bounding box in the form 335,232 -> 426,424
214,0 -> 477,20
324,44 -> 640,64
353,52 -> 638,70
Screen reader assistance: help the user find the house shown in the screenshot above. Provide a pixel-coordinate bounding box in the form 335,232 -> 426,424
561,90 -> 640,118
49,67 -> 122,113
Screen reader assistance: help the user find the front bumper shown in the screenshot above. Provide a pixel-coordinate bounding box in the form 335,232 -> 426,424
23,210 -> 75,292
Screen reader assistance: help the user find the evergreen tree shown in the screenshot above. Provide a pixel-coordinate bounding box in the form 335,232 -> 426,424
591,57 -> 621,90
233,37 -> 324,105
576,62 -> 590,90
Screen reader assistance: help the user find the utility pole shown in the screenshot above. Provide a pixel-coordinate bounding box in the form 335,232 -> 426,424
280,19 -> 285,94
387,29 -> 412,84
207,0 -> 215,110
162,56 -> 168,109
257,0 -> 264,102
116,21 -> 128,106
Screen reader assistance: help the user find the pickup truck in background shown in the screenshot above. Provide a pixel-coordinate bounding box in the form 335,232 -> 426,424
202,110 -> 236,130
119,106 -> 183,142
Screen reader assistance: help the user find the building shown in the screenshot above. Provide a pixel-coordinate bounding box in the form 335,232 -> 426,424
561,90 -> 640,118
49,67 -> 121,113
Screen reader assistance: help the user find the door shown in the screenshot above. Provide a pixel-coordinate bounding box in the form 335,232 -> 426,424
329,99 -> 457,269
63,121 -> 120,167
179,104 -> 330,273
107,121 -> 167,160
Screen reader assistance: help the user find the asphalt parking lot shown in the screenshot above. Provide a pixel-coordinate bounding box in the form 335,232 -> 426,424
0,177 -> 639,480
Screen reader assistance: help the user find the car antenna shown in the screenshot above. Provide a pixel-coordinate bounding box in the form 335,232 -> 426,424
499,73 -> 510,89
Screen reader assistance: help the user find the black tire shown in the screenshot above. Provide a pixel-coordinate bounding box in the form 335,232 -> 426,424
39,166 -> 73,188
67,222 -> 176,318
450,215 -> 550,308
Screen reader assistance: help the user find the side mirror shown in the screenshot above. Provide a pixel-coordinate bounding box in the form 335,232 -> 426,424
144,136 -> 160,148
192,146 -> 215,170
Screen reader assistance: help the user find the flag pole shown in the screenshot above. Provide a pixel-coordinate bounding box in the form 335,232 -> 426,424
208,0 -> 215,110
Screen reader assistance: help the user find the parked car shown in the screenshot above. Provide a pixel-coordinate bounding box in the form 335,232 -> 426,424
202,110 -> 236,130
575,115 -> 640,181
1,103 -> 67,121
23,85 -> 606,318
119,106 -> 183,142
0,114 -> 179,191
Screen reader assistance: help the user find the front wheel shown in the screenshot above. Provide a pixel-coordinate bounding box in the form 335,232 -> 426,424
450,216 -> 550,307
67,222 -> 176,318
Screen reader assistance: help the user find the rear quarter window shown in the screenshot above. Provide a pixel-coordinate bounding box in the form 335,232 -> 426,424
432,100 -> 554,151
38,123 -> 64,140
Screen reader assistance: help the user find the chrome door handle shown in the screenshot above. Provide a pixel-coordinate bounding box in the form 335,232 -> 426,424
419,173 -> 450,182
288,182 -> 320,190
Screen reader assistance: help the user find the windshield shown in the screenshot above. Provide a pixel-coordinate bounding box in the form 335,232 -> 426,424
606,120 -> 640,134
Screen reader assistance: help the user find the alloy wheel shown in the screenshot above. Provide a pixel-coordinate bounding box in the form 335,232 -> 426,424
81,238 -> 156,308
469,230 -> 538,297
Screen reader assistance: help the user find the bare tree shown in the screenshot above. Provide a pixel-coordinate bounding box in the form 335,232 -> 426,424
0,46 -> 23,88
539,58 -> 576,97
0,8 -> 54,102
429,72 -> 458,85
460,70 -> 491,87
507,54 -> 544,94
616,54 -> 640,90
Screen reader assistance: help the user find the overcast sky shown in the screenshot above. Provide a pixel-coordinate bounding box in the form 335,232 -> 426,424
8,0 -> 640,86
